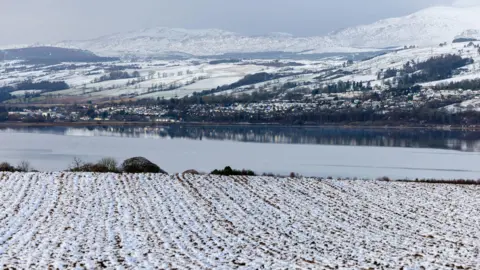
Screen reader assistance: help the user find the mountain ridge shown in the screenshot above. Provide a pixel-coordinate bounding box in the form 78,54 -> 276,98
329,5 -> 480,48
15,3 -> 480,57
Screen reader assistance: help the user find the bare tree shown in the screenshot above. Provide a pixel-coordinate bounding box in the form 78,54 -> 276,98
97,157 -> 118,172
17,160 -> 33,172
69,157 -> 85,171
148,71 -> 156,80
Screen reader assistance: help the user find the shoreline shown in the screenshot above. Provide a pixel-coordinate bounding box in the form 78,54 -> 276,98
0,121 -> 479,131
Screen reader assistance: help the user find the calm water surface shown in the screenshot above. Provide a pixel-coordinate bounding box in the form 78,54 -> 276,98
1,125 -> 480,179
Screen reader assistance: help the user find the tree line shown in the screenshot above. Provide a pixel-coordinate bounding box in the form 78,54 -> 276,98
190,72 -> 293,97
431,79 -> 480,91
0,80 -> 69,102
165,106 -> 480,126
16,80 -> 69,92
93,71 -> 141,83
381,54 -> 474,88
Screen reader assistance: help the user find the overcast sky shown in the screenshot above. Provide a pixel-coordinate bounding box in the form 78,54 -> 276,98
0,0 -> 466,45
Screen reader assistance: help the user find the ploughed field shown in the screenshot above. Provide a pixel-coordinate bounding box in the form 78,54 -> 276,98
0,173 -> 479,269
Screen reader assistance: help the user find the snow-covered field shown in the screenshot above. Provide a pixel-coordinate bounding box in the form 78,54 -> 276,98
1,59 -> 339,102
327,41 -> 480,89
3,38 -> 480,104
1,172 -> 479,269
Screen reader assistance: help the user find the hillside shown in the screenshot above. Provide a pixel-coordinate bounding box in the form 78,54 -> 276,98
54,27 -> 364,57
326,41 -> 480,88
328,5 -> 480,49
1,39 -> 480,108
0,173 -> 479,268
0,47 -> 118,63
50,4 -> 480,58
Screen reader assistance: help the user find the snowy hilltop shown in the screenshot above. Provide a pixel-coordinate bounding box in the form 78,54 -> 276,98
328,5 -> 480,48
54,27 -> 347,57
47,2 -> 480,57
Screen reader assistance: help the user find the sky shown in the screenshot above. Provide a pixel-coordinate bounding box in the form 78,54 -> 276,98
0,0 -> 470,45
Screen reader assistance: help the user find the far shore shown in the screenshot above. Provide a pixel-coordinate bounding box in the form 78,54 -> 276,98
1,120 -> 480,131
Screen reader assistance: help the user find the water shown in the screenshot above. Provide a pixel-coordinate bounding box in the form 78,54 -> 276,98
1,125 -> 480,179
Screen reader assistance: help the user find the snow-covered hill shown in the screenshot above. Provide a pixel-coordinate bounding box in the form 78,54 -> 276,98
49,3 -> 480,58
329,5 -> 480,49
54,27 -> 360,57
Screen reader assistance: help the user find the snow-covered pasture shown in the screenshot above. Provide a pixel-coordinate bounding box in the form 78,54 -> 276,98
1,173 -> 479,269
1,59 -> 343,102
332,41 -> 480,88
28,62 -> 273,100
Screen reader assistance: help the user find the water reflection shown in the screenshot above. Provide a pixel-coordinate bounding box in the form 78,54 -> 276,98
2,125 -> 480,152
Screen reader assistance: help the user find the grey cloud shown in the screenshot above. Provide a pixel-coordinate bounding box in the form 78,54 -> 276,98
0,0 -> 453,45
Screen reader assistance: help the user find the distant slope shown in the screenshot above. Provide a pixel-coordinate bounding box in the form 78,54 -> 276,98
0,46 -> 118,63
55,27 -> 370,57
51,4 -> 480,58
329,5 -> 480,48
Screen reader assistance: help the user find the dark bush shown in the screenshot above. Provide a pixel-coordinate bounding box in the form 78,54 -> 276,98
211,166 -> 255,176
0,162 -> 16,172
69,163 -> 109,173
95,164 -> 114,173
122,157 -> 167,174
288,172 -> 303,178
68,157 -> 119,173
